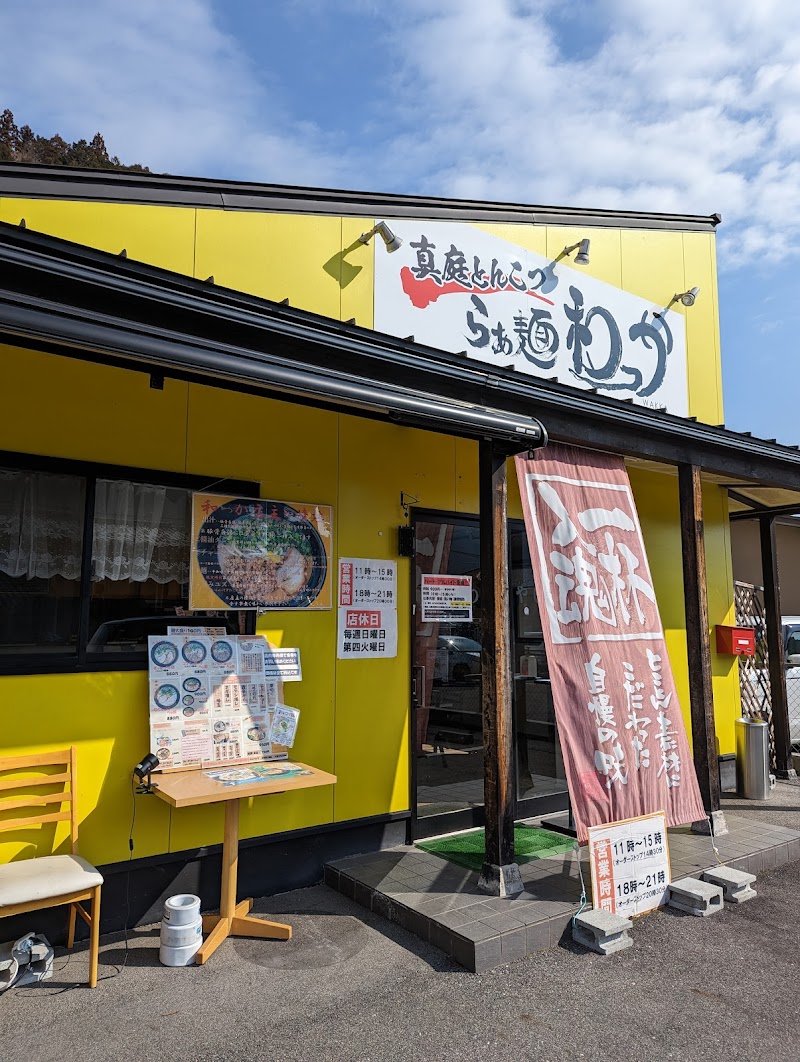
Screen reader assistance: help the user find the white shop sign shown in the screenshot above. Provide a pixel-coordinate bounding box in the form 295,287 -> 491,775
374,221 -> 688,417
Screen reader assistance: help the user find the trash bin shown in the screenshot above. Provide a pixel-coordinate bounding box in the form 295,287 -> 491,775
735,717 -> 770,800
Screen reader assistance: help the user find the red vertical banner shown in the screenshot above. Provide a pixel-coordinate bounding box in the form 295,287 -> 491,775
515,443 -> 706,843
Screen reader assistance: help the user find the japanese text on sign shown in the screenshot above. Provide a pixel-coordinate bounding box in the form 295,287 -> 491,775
147,633 -> 290,771
420,574 -> 473,623
339,558 -> 397,606
515,444 -> 707,842
337,557 -> 399,659
373,221 -> 688,416
588,812 -> 671,917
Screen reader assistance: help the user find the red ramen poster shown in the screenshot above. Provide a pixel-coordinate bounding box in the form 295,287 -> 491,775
190,493 -> 333,610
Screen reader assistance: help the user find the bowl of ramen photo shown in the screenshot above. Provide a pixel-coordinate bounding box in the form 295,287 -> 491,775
195,499 -> 327,608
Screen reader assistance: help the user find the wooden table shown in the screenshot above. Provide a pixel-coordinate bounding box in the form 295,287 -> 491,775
152,763 -> 336,964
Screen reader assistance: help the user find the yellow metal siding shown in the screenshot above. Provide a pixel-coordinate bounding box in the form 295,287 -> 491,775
0,196 -> 735,867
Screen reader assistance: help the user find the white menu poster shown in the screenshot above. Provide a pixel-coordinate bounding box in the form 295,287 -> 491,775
147,633 -> 293,771
337,558 -> 398,659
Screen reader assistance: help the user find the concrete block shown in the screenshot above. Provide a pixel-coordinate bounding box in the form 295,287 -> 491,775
668,877 -> 724,917
701,865 -> 757,903
572,909 -> 633,955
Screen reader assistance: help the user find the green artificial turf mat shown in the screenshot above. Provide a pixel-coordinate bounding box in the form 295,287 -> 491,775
416,824 -> 575,873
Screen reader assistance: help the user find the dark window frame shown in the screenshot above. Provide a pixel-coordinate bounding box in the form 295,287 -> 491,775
0,449 -> 258,676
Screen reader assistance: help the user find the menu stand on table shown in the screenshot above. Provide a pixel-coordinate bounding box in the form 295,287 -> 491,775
152,763 -> 336,965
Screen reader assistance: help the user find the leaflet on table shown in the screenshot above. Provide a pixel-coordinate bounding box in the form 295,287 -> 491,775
204,762 -> 314,786
269,705 -> 300,748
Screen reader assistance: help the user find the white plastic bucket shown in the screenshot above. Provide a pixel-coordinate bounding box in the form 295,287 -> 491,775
162,894 -> 201,926
159,938 -> 201,967
160,919 -> 202,949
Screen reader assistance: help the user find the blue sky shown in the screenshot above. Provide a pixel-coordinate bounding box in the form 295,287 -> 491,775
2,0 -> 800,442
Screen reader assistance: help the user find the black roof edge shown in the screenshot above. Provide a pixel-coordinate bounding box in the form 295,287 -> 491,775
4,218 -> 796,490
0,162 -> 721,233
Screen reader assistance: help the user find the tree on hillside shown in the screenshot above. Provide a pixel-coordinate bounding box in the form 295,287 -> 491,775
0,110 -> 149,172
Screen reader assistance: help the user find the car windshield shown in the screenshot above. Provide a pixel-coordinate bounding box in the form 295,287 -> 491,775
786,631 -> 800,657
438,636 -> 481,653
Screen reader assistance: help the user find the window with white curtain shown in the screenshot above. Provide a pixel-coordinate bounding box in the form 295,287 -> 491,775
0,468 -> 85,655
0,458 -> 252,669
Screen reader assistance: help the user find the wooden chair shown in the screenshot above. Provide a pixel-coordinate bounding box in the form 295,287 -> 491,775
0,747 -> 103,987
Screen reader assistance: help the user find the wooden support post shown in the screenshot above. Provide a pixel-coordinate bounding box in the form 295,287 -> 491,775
759,514 -> 797,778
220,798 -> 239,919
478,440 -> 522,896
678,463 -> 727,835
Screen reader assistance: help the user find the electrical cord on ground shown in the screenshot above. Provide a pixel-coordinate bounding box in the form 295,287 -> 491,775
121,768 -> 138,971
87,769 -> 138,985
706,813 -> 724,866
571,841 -> 588,927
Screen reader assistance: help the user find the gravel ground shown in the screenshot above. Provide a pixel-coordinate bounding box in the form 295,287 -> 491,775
2,784 -> 797,1062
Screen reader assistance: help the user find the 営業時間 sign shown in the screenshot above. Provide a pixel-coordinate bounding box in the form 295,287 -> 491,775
588,812 -> 671,917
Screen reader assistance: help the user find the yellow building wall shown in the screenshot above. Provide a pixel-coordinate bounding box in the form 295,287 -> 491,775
627,467 -> 741,755
0,195 -> 735,867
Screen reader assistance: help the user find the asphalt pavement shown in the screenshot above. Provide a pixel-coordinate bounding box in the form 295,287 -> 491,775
2,782 -> 798,1062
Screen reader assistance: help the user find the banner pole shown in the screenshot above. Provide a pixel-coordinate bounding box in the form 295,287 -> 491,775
478,439 -> 523,896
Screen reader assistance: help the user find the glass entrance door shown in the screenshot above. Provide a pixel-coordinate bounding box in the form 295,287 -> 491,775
411,511 -> 569,839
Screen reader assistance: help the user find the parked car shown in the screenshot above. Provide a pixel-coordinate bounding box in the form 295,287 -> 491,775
743,616 -> 800,749
86,615 -> 239,654
433,634 -> 481,684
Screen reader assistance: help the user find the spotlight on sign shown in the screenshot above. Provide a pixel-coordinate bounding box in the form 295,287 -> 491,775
359,221 -> 403,253
564,238 -> 591,265
675,286 -> 700,307
132,751 -> 160,794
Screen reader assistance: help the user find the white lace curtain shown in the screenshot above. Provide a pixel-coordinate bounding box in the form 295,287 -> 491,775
91,479 -> 189,585
0,470 -> 189,585
0,469 -> 85,580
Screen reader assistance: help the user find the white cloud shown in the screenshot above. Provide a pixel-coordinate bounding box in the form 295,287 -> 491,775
3,0 -> 800,273
368,0 -> 800,270
0,0 -> 349,185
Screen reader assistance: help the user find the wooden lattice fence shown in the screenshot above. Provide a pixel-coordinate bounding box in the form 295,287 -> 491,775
733,580 -> 776,769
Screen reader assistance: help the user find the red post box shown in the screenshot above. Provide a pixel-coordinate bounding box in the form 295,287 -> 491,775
715,625 -> 756,656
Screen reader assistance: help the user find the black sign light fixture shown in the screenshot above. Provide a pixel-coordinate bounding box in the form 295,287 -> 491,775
563,238 -> 591,265
359,221 -> 403,253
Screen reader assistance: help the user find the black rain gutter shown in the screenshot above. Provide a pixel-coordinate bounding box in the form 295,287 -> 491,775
0,162 -> 720,232
1,221 -> 799,489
